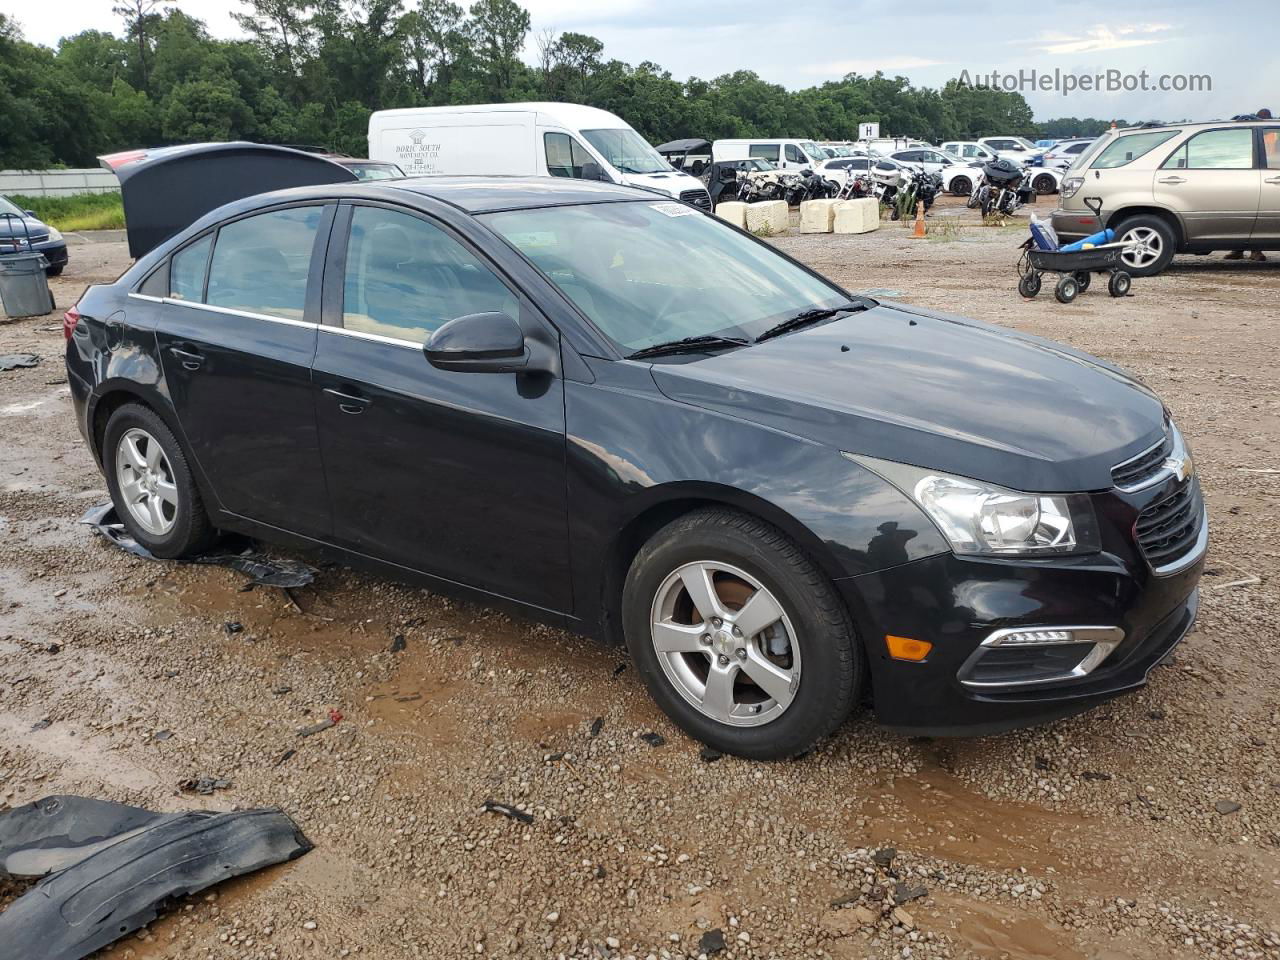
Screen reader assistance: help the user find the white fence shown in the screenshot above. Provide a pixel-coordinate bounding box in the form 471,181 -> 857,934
0,168 -> 119,198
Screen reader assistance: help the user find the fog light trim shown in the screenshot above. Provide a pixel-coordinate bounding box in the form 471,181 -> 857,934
958,625 -> 1124,689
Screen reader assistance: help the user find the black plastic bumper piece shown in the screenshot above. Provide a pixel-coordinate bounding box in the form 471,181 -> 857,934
0,795 -> 311,960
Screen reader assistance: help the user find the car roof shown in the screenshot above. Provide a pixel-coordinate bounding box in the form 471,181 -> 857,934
247,175 -> 659,215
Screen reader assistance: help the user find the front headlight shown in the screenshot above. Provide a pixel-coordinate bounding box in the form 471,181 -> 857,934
845,453 -> 1098,556
46,227 -> 63,242
1060,177 -> 1083,199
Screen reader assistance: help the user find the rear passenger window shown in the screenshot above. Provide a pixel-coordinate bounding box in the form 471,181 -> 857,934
749,144 -> 779,162
169,234 -> 212,302
341,206 -> 517,345
1092,130 -> 1178,168
1163,128 -> 1254,170
206,207 -> 321,320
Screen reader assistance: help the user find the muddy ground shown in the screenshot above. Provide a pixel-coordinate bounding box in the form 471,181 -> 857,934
1,210 -> 1278,960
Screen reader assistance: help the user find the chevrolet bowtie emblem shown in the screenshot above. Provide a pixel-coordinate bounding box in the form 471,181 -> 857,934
1163,454 -> 1193,483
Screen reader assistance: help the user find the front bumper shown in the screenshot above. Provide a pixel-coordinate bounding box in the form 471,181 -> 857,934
838,480 -> 1205,735
39,242 -> 69,270
1050,207 -> 1101,244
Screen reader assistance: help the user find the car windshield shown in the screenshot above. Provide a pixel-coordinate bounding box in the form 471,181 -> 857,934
344,162 -> 404,181
1011,137 -> 1037,150
581,128 -> 670,175
0,196 -> 24,217
484,201 -> 849,354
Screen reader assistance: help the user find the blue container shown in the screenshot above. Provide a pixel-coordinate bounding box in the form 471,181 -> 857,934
1059,228 -> 1114,253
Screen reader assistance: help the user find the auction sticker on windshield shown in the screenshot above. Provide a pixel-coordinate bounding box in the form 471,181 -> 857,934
650,202 -> 698,217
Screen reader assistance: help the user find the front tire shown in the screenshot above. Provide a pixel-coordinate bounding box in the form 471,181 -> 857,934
103,403 -> 216,559
951,175 -> 972,197
1032,173 -> 1057,195
622,508 -> 860,760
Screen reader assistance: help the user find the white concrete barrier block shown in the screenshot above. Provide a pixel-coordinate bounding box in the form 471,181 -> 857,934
745,200 -> 789,235
834,198 -> 880,234
799,199 -> 837,234
715,201 -> 747,229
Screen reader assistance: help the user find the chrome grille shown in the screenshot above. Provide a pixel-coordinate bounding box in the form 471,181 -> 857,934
1112,434 -> 1172,490
1135,478 -> 1203,570
680,188 -> 712,210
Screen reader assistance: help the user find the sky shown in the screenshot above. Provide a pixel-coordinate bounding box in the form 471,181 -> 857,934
11,0 -> 1280,124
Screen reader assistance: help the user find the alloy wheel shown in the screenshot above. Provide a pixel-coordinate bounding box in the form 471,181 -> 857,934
649,561 -> 800,727
1120,227 -> 1163,269
115,427 -> 179,536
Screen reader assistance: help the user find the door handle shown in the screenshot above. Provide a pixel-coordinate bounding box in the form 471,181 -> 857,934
1157,176 -> 1186,185
167,345 -> 204,371
323,386 -> 370,415
1265,176 -> 1280,184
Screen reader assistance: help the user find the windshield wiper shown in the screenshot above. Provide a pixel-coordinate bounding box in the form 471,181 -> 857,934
627,335 -> 750,360
754,301 -> 870,344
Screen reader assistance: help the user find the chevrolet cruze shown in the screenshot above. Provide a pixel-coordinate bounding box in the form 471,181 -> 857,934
66,161 -> 1206,759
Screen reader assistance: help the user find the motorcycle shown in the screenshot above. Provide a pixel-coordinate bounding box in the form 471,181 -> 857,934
783,168 -> 839,206
834,168 -> 875,200
976,158 -> 1035,217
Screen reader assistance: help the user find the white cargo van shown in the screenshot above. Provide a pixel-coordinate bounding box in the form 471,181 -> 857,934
712,138 -> 829,171
367,102 -> 711,209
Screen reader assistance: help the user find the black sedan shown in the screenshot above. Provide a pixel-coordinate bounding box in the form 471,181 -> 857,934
64,174 -> 1206,759
1,195 -> 69,275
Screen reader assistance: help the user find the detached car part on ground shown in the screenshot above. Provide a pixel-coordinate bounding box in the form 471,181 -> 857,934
0,795 -> 311,960
66,144 -> 1205,760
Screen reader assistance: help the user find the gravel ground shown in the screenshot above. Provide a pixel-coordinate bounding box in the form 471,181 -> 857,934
1,213 -> 1278,960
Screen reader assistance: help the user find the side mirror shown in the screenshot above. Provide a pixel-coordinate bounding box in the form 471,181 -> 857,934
424,312 -> 528,373
24,210 -> 37,217
579,161 -> 609,182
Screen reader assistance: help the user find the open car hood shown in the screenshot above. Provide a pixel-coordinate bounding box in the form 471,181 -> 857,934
99,142 -> 359,258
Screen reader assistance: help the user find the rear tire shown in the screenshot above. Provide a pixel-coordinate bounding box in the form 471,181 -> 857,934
1114,215 -> 1176,277
103,403 -> 216,559
951,176 -> 972,197
622,508 -> 860,760
1054,275 -> 1079,303
1032,173 -> 1057,195
1073,271 -> 1092,293
1018,272 -> 1042,298
1108,270 -> 1132,297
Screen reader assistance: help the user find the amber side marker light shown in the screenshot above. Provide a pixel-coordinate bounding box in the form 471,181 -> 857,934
886,635 -> 932,662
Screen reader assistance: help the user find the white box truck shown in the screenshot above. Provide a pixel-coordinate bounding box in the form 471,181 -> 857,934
366,102 -> 711,209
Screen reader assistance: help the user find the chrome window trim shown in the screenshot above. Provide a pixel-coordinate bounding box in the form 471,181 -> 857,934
957,625 -> 1125,690
319,325 -> 422,350
1149,506 -> 1209,577
160,299 -> 318,329
127,292 -> 165,304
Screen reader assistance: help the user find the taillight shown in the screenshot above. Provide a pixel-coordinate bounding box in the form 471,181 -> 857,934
63,305 -> 81,340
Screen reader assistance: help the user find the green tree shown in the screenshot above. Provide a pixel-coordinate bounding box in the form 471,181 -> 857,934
467,0 -> 528,97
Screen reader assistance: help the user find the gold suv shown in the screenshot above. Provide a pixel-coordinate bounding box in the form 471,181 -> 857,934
1051,119 -> 1280,275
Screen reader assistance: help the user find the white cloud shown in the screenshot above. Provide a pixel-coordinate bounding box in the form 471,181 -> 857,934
802,56 -> 944,76
1034,23 -> 1173,55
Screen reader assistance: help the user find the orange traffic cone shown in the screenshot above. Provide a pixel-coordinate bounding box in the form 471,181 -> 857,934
909,200 -> 926,238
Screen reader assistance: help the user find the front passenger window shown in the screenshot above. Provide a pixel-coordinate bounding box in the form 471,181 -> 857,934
1163,128 -> 1254,170
545,132 -> 593,178
206,207 -> 321,320
341,207 -> 517,345
785,145 -> 803,164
